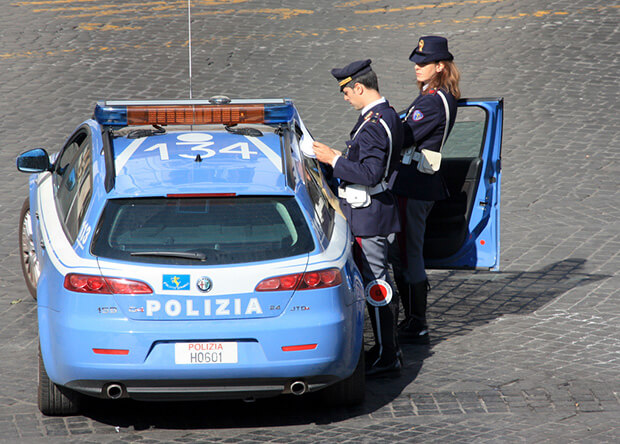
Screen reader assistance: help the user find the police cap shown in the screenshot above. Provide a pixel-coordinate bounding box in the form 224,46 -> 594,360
331,59 -> 373,90
409,36 -> 454,64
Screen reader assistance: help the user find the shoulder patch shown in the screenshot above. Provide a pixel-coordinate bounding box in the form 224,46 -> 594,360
412,110 -> 424,121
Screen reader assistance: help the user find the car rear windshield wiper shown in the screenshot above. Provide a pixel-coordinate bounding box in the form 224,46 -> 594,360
130,251 -> 206,261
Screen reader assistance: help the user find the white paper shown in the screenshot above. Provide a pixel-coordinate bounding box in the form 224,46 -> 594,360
298,117 -> 316,158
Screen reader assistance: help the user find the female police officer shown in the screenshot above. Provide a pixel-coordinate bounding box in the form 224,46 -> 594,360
392,36 -> 461,344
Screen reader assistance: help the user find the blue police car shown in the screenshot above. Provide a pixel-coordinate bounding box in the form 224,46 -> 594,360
17,98 -> 367,415
17,96 -> 503,416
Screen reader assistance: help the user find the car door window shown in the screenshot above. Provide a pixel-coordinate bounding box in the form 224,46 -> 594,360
441,106 -> 487,158
53,129 -> 93,243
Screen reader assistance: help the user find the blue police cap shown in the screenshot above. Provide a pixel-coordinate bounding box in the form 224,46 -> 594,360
409,36 -> 453,64
331,59 -> 373,90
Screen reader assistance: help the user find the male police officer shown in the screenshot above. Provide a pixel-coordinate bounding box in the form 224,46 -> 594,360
313,60 -> 403,377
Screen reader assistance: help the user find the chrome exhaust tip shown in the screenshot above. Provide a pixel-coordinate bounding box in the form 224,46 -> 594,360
105,383 -> 124,399
290,381 -> 307,396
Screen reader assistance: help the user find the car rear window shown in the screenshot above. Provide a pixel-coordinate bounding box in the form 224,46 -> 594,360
92,196 -> 314,265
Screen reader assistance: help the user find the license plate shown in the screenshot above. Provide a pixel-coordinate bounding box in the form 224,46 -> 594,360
174,342 -> 238,364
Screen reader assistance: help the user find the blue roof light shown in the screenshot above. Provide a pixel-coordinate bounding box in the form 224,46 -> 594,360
264,102 -> 295,124
94,102 -> 128,126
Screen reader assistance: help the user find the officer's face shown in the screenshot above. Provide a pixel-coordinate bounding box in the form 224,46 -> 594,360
415,62 -> 444,84
342,86 -> 364,110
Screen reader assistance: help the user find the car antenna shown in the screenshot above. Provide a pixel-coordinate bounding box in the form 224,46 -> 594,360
187,0 -> 193,101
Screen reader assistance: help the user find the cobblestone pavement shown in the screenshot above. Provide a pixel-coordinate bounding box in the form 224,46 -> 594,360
1,0 -> 619,442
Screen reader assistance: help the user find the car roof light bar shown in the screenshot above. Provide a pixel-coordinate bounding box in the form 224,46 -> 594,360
94,99 -> 295,127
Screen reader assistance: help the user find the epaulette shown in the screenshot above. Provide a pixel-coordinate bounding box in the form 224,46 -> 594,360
368,112 -> 382,123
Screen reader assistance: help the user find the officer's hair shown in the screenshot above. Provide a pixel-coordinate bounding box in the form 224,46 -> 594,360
418,60 -> 460,99
343,70 -> 379,93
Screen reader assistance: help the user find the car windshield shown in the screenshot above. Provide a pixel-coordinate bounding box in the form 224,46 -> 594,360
91,196 -> 314,265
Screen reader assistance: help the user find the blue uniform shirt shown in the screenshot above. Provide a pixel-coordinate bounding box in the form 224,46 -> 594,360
393,87 -> 457,201
329,100 -> 403,237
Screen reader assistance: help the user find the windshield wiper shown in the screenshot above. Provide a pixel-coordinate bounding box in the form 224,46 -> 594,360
130,251 -> 206,261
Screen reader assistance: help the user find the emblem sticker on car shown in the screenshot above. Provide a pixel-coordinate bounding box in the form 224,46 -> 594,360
196,276 -> 213,293
163,274 -> 190,291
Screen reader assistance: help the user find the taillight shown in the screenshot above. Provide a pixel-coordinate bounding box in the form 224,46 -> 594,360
255,268 -> 342,291
64,273 -> 153,294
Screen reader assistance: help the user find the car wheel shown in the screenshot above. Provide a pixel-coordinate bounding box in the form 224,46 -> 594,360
19,197 -> 39,300
38,348 -> 82,416
321,344 -> 365,406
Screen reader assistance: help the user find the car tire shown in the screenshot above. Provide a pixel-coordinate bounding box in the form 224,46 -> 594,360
321,344 -> 365,406
38,348 -> 82,416
19,197 -> 39,300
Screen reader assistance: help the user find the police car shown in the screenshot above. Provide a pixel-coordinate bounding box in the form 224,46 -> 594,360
17,98 -> 367,415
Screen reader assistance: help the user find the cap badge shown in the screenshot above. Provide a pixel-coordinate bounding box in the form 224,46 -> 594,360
418,39 -> 424,52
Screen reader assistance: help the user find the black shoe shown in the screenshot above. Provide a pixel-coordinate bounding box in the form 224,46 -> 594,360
365,357 -> 401,378
398,319 -> 430,345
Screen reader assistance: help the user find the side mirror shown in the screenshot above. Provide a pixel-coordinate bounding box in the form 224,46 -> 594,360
16,148 -> 52,173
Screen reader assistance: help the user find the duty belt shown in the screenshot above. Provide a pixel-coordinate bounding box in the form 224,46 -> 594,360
337,181 -> 388,198
401,148 -> 421,165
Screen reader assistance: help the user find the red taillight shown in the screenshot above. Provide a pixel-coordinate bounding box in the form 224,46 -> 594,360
282,344 -> 318,352
303,271 -> 321,288
255,268 -> 342,291
64,274 -> 153,294
92,348 -> 129,355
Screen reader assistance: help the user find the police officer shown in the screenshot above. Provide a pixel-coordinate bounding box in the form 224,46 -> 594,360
313,59 -> 404,377
392,36 -> 460,344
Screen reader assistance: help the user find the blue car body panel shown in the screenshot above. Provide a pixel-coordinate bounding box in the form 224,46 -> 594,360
111,131 -> 289,198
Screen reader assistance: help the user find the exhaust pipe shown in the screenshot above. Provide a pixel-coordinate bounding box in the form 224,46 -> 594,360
290,381 -> 307,396
105,383 -> 124,399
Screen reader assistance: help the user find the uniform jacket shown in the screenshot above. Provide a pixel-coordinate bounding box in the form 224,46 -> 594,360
329,100 -> 403,237
393,87 -> 457,201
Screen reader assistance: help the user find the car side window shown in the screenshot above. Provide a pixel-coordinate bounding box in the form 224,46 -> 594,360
53,129 -> 93,244
441,106 -> 487,158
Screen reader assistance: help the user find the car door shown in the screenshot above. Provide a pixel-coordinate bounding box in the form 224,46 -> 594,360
423,98 -> 503,270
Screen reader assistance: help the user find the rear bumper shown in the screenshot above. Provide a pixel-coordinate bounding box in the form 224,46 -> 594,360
39,293 -> 364,399
66,376 -> 340,401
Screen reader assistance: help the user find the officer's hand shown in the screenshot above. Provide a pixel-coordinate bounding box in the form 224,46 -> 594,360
313,141 -> 339,165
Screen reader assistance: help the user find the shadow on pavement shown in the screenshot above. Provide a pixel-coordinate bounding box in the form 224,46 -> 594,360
80,258 -> 609,429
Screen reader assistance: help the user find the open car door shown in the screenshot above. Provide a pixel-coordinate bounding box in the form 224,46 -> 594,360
423,98 -> 503,270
